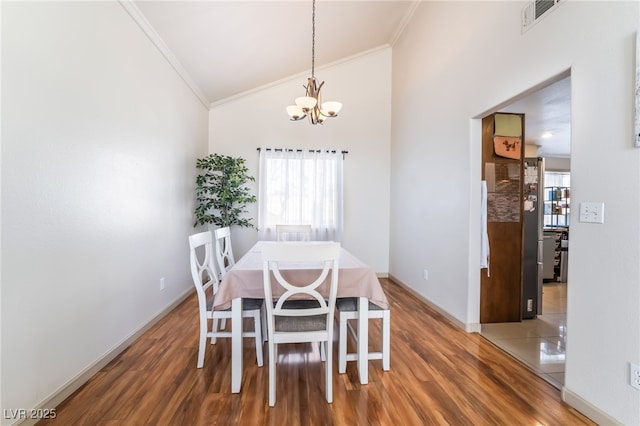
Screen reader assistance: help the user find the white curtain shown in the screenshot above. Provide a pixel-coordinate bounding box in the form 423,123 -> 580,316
258,149 -> 344,241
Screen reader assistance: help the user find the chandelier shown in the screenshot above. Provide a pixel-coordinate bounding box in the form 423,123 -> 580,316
286,0 -> 342,125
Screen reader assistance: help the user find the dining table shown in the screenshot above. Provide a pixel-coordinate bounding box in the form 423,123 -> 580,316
215,240 -> 389,393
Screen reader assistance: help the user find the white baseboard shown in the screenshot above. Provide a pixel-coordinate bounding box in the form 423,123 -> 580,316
465,322 -> 482,333
12,288 -> 192,426
387,274 -> 476,333
562,387 -> 621,425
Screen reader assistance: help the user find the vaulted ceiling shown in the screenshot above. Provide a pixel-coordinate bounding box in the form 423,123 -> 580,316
133,0 -> 419,105
129,0 -> 570,158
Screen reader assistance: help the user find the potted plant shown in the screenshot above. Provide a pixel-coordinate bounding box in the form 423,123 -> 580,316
193,153 -> 257,228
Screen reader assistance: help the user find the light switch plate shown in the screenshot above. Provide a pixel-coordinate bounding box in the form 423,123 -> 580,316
579,202 -> 605,223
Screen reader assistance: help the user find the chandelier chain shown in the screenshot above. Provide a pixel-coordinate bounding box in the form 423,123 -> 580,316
286,0 -> 341,124
311,0 -> 315,79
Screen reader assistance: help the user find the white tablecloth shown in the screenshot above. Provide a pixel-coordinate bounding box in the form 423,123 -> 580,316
216,241 -> 389,310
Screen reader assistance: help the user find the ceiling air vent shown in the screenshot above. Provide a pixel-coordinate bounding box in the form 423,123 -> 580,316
522,0 -> 562,33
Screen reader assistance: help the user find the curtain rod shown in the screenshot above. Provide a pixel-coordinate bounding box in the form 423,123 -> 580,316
257,148 -> 348,154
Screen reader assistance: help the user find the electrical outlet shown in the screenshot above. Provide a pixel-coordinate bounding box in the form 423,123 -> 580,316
423,269 -> 429,280
527,299 -> 533,312
630,363 -> 640,391
579,202 -> 605,223
160,277 -> 165,291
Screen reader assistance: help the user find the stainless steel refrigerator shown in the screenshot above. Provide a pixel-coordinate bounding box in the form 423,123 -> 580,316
522,157 -> 544,319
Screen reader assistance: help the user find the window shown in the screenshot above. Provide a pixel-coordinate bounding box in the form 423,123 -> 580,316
544,171 -> 570,187
543,171 -> 570,228
258,149 -> 344,241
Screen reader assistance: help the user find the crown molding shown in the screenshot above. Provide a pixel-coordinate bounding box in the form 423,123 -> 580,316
118,0 -> 210,109
389,1 -> 421,46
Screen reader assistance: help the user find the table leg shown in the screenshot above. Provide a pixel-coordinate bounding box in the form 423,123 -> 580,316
357,296 -> 368,384
231,297 -> 243,393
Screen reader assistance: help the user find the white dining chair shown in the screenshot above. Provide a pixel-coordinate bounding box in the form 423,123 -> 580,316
214,226 -> 235,280
336,298 -> 390,373
275,224 -> 312,241
261,241 -> 340,406
215,226 -> 267,341
189,231 -> 263,368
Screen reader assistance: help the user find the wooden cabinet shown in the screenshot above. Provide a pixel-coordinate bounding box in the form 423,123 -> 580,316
480,113 -> 524,323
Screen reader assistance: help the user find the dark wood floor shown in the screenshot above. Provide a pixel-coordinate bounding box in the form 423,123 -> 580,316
38,278 -> 594,425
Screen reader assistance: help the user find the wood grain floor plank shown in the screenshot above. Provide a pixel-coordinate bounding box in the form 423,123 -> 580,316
37,279 -> 595,425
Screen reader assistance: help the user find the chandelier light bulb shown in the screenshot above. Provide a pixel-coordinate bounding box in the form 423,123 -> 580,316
295,96 -> 318,112
321,101 -> 342,117
287,105 -> 305,121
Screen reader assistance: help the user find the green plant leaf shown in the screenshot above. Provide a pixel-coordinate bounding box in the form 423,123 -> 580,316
193,153 -> 257,229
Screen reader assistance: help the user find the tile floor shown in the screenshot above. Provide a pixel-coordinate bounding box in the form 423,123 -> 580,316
480,282 -> 567,389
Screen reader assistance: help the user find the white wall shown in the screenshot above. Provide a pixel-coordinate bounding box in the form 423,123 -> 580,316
391,1 -> 639,424
1,2 -> 208,422
209,48 -> 391,273
544,156 -> 571,172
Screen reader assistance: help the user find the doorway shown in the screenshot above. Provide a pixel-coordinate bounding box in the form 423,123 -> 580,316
480,74 -> 571,389
481,282 -> 566,388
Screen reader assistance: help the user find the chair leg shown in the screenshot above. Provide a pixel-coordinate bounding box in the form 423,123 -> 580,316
320,341 -> 326,362
254,312 -> 264,367
211,318 -> 220,344
326,340 -> 333,403
261,306 -> 268,343
382,310 -> 390,371
338,313 -> 348,373
268,341 -> 276,407
338,310 -> 391,373
197,318 -> 207,368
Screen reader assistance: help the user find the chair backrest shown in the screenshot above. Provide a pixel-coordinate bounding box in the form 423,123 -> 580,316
189,231 -> 219,312
214,226 -> 235,279
262,242 -> 340,333
276,224 -> 312,241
